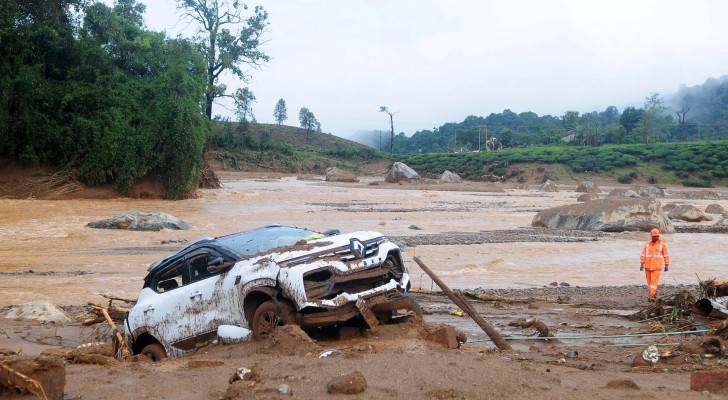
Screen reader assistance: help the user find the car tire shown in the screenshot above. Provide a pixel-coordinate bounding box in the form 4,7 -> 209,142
140,343 -> 167,362
252,300 -> 294,340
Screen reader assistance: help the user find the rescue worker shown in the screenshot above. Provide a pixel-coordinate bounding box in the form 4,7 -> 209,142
640,228 -> 670,301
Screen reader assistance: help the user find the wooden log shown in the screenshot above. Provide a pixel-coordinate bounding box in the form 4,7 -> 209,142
462,290 -> 532,303
413,257 -> 512,350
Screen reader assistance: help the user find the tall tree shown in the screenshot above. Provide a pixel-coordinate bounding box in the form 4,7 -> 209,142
233,87 -> 255,122
178,0 -> 268,119
638,93 -> 668,144
379,106 -> 395,155
298,107 -> 318,142
273,98 -> 287,124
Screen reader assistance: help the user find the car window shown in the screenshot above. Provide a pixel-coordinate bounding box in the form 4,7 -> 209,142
187,251 -> 220,283
216,226 -> 317,257
155,261 -> 186,293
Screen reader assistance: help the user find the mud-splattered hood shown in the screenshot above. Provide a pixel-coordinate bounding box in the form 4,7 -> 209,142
247,230 -> 385,267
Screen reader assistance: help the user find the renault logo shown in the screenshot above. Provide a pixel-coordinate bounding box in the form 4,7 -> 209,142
349,239 -> 366,259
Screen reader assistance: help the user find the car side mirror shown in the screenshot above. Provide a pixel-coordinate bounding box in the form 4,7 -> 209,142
207,256 -> 230,273
323,229 -> 340,237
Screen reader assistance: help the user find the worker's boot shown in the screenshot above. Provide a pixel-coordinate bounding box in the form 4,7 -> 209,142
647,296 -> 655,303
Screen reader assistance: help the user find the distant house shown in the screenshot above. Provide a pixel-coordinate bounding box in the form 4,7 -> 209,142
562,134 -> 576,143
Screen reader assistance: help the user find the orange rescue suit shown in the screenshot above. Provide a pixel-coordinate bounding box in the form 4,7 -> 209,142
641,240 -> 669,298
641,240 -> 669,271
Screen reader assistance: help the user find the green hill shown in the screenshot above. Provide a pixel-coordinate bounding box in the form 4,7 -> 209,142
401,141 -> 728,187
207,122 -> 386,173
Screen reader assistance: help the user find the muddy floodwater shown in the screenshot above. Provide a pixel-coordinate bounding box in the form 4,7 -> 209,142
0,173 -> 726,306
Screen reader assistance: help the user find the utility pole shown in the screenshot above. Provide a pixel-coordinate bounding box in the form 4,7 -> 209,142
378,130 -> 382,150
485,127 -> 489,152
478,127 -> 481,152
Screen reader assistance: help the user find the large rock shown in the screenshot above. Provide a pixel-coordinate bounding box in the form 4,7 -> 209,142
0,356 -> 65,400
87,211 -> 190,231
668,205 -> 713,222
540,180 -> 559,192
385,162 -> 419,183
5,301 -> 70,323
575,180 -> 600,193
705,204 -> 725,215
326,371 -> 367,395
637,186 -> 666,198
684,191 -> 720,200
608,188 -> 639,198
577,193 -> 597,202
662,203 -> 679,212
325,167 -> 359,183
532,198 -> 674,233
439,170 -> 462,183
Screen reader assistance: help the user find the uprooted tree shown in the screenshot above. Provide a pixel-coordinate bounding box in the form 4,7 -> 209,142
178,0 -> 269,119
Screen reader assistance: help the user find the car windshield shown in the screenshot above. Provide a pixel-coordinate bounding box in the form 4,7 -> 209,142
215,226 -> 319,257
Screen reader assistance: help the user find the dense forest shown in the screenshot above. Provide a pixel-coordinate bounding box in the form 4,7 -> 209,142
391,77 -> 728,154
0,0 -> 213,198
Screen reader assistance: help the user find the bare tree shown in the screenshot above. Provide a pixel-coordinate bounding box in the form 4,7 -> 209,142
675,94 -> 692,142
178,0 -> 269,119
379,106 -> 395,155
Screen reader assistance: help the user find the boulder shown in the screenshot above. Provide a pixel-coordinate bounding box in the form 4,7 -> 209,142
0,356 -> 65,400
705,204 -> 725,215
531,198 -> 674,233
540,180 -> 559,192
326,371 -> 367,395
439,170 -> 462,183
608,188 -> 639,198
637,186 -> 666,198
684,191 -> 720,200
87,211 -> 190,231
662,203 -> 679,212
4,301 -> 70,323
325,167 -> 359,183
385,162 -> 419,183
575,180 -> 600,193
668,205 -> 713,222
577,193 -> 597,202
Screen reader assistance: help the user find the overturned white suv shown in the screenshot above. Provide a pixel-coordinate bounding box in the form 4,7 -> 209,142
125,225 -> 416,359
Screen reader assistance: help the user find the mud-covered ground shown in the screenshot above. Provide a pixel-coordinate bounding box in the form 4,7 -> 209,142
1,286 -> 725,399
1,172 -> 727,398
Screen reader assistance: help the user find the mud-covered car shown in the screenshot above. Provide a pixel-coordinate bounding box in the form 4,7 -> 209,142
124,225 -> 416,359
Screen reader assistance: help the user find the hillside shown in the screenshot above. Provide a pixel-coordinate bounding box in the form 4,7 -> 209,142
401,141 -> 728,187
207,122 -> 386,174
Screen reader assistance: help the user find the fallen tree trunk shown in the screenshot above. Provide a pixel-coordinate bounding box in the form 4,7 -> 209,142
413,257 -> 511,351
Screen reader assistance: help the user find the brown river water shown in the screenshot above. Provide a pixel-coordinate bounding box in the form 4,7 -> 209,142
1,173 -> 726,306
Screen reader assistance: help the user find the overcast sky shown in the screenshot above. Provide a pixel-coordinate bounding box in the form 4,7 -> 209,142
138,0 -> 728,137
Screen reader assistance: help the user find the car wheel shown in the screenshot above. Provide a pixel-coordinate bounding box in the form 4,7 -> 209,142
252,300 -> 292,340
140,343 -> 167,362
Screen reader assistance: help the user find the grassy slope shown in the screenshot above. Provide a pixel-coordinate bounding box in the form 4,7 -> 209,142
209,123 -> 386,174
401,141 -> 728,186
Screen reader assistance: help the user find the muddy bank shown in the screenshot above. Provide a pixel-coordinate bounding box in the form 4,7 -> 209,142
390,228 -> 607,246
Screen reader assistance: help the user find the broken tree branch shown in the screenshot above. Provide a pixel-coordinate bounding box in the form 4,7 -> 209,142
413,256 -> 511,350
91,306 -> 130,359
0,361 -> 48,400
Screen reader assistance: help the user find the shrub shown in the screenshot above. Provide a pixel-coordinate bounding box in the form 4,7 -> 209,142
682,179 -> 713,188
617,174 -> 633,184
648,176 -> 658,184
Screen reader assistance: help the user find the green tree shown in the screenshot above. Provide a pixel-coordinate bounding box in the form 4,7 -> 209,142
233,87 -> 256,122
273,98 -> 287,124
620,106 -> 644,134
298,107 -> 318,142
178,0 -> 269,119
635,93 -> 668,144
